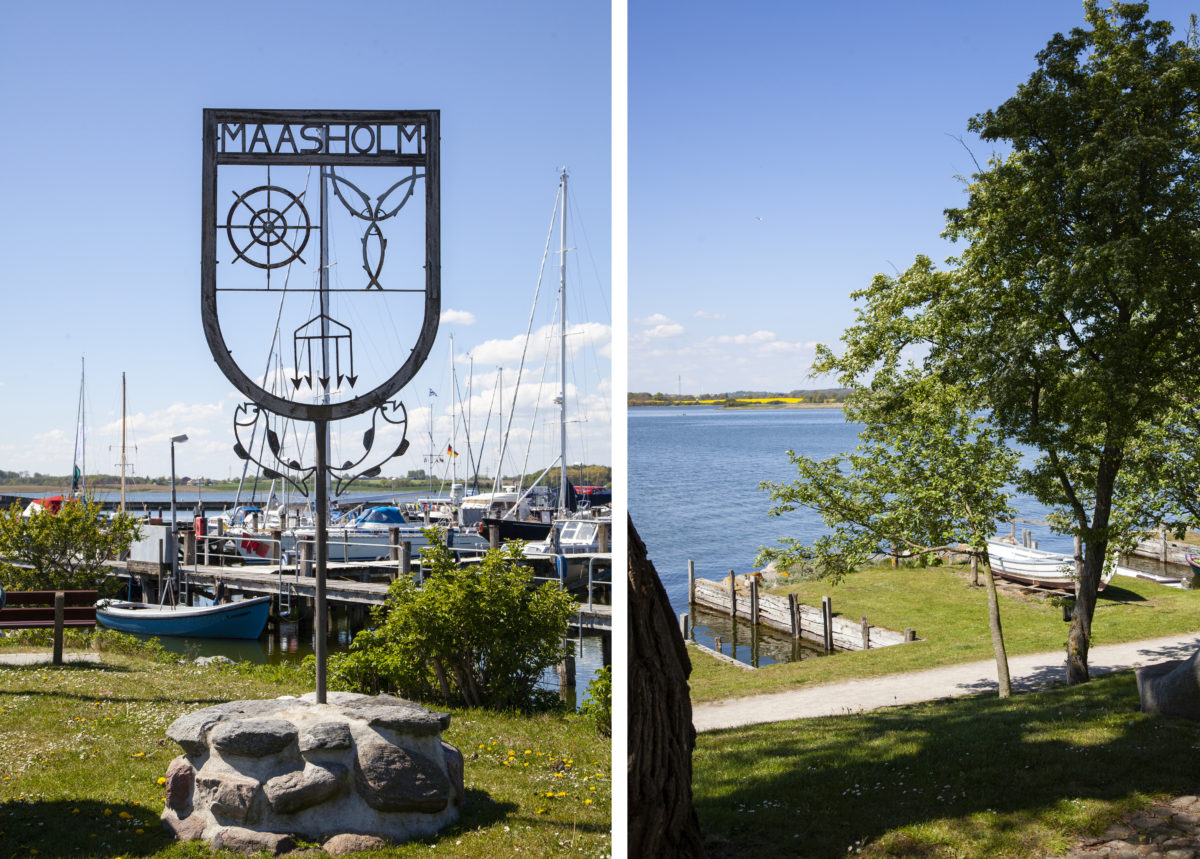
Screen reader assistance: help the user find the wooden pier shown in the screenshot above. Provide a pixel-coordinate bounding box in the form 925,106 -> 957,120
686,562 -> 915,652
104,557 -> 612,632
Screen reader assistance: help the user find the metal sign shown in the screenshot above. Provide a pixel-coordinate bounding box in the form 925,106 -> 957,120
200,109 -> 440,704
201,109 -> 440,423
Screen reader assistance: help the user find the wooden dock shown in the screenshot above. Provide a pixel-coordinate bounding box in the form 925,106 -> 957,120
105,558 -> 612,632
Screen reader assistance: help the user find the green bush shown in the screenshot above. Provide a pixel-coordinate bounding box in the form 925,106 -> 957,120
0,496 -> 141,595
579,664 -> 611,736
331,538 -> 578,711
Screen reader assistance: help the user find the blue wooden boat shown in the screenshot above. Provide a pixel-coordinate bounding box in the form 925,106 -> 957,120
95,596 -> 271,639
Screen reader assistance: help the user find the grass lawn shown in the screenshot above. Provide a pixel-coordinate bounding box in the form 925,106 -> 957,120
694,671 -> 1200,858
687,562 -> 1200,703
0,644 -> 610,857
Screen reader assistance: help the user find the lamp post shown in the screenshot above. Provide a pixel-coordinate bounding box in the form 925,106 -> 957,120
170,434 -> 188,590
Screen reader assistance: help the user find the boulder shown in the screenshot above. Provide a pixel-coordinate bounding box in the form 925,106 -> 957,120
1137,650 -> 1200,720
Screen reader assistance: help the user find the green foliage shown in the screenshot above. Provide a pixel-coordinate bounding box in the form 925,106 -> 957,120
330,538 -> 577,711
797,3 -> 1200,681
759,372 -> 1018,582
579,665 -> 612,736
0,497 -> 141,595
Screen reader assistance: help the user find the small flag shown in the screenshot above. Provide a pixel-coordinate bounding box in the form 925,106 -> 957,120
428,388 -> 438,397
446,444 -> 458,458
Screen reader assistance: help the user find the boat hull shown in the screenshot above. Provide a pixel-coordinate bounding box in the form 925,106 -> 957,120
987,542 -> 1115,592
96,596 -> 271,639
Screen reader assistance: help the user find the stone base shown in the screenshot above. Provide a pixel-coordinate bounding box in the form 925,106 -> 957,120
161,692 -> 463,853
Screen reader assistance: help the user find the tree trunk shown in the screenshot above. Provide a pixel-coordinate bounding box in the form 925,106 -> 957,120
628,516 -> 707,858
1068,455 -> 1119,685
981,555 -> 1011,698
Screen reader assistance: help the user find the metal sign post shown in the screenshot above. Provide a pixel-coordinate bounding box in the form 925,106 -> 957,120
201,109 -> 441,702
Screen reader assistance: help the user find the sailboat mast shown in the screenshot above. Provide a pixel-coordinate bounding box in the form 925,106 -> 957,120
72,357 -> 86,497
120,372 -> 126,513
557,169 -> 568,515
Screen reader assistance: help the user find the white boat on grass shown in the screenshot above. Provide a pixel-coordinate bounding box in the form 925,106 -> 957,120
986,541 -> 1117,591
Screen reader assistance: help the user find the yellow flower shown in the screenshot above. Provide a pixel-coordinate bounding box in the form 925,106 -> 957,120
536,808 -> 546,814
136,829 -> 144,835
104,809 -> 113,816
157,777 -> 166,786
524,749 -> 532,755
584,799 -> 593,805
589,786 -> 597,791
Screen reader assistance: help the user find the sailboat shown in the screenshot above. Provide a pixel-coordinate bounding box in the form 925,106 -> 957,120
477,169 -> 610,552
23,358 -> 87,517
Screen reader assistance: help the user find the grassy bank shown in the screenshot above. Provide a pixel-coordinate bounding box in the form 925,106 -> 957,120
688,563 -> 1200,703
0,642 -> 610,857
695,671 -> 1200,858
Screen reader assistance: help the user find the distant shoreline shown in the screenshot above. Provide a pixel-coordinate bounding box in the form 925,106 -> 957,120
629,402 -> 845,410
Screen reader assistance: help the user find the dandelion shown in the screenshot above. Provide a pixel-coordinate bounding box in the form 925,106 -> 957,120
584,799 -> 593,805
104,809 -> 112,816
156,777 -> 166,786
118,811 -> 132,819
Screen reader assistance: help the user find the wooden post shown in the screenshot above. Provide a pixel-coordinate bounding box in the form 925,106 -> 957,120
184,530 -> 196,565
271,530 -> 281,565
52,591 -> 65,666
687,560 -> 696,605
558,650 -> 575,703
389,527 -> 400,561
1010,521 -> 1017,541
861,615 -> 870,650
728,570 -> 736,619
788,593 -> 800,640
749,578 -> 759,627
821,596 -> 833,653
678,612 -> 689,640
904,628 -> 916,642
488,523 -> 500,549
597,521 -> 610,553
713,636 -> 722,653
300,539 -> 313,577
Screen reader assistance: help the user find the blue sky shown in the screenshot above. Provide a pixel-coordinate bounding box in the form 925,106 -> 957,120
0,0 -> 611,484
629,0 -> 1200,395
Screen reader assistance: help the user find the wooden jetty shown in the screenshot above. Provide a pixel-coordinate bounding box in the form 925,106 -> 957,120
101,555 -> 611,633
685,561 -> 915,653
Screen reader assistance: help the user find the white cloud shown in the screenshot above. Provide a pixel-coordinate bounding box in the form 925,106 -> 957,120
633,313 -> 674,326
711,330 -> 777,345
693,310 -> 726,319
442,308 -> 476,325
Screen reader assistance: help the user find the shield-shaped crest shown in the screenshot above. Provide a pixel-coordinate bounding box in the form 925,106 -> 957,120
201,109 -> 440,422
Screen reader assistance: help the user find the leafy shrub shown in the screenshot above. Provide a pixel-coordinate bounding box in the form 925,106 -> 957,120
331,538 -> 578,711
579,664 -> 611,736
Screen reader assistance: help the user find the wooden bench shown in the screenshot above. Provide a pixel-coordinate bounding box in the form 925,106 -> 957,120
0,589 -> 99,666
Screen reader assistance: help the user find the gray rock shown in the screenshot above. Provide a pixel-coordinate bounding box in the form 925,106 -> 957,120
160,807 -> 206,841
354,734 -> 451,813
342,695 -> 451,735
442,741 -> 464,806
197,773 -> 260,822
1137,650 -> 1200,720
211,826 -> 295,856
264,763 -> 348,814
298,721 -> 352,753
164,756 -> 195,812
210,718 -> 298,758
323,833 -> 391,854
194,655 -> 235,666
167,700 -> 296,755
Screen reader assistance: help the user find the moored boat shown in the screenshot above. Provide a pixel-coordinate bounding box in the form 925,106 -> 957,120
95,596 -> 271,639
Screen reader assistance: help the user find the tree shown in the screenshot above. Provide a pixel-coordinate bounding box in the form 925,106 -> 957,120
329,537 -> 577,711
628,517 -> 707,857
0,497 -> 141,594
821,2 -> 1200,685
759,368 -> 1020,697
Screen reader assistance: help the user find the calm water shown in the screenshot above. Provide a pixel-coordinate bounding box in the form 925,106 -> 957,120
628,406 -> 1074,663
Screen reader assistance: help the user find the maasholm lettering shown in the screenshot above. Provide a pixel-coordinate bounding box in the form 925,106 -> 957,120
218,122 -> 425,157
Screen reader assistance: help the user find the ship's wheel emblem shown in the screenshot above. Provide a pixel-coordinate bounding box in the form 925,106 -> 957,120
225,185 -> 312,269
